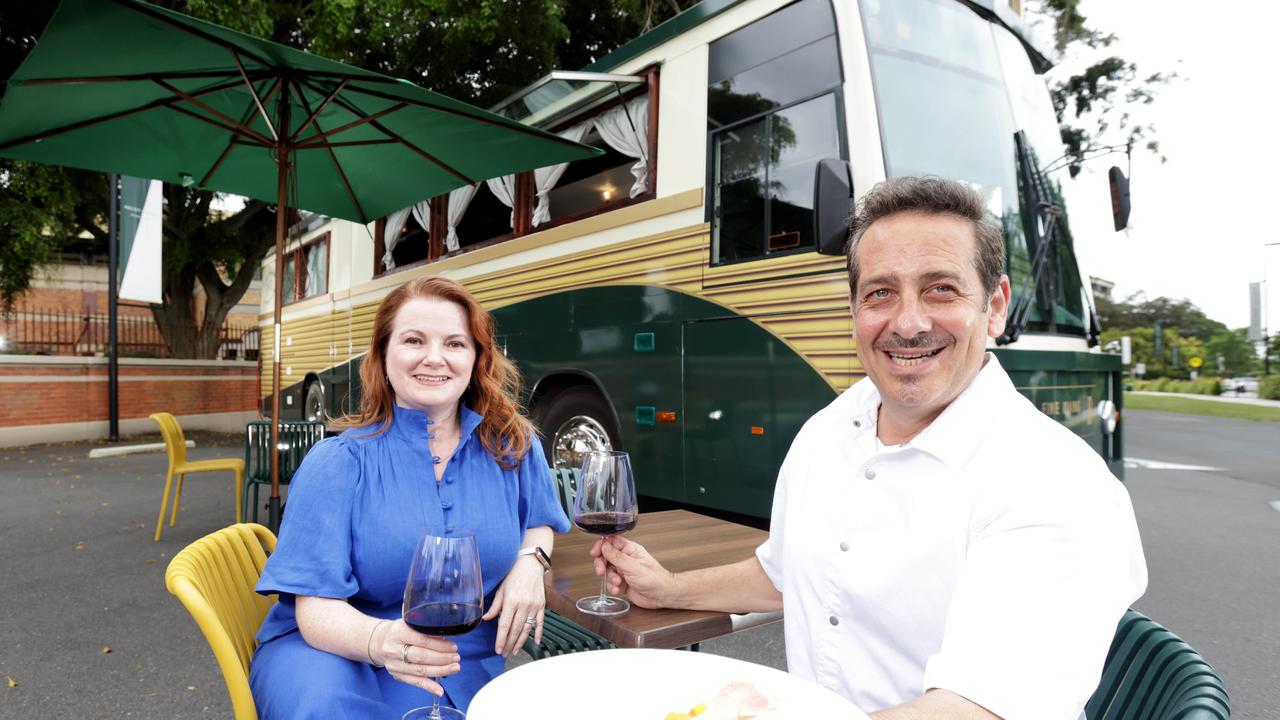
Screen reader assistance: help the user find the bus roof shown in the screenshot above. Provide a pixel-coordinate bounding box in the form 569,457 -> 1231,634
583,0 -> 1055,75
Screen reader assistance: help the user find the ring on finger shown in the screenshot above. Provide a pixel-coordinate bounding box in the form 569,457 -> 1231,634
401,643 -> 411,665
524,616 -> 536,626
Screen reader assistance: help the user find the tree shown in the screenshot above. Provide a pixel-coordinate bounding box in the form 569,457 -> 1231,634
1204,328 -> 1259,377
1029,0 -> 1174,177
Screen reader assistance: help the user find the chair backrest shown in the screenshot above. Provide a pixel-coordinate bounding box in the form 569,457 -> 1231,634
165,523 -> 278,720
1086,608 -> 1230,719
150,412 -> 188,468
244,420 -> 326,484
551,467 -> 578,516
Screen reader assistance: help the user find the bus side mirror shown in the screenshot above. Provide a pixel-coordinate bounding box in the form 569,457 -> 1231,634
1109,166 -> 1131,231
813,158 -> 853,256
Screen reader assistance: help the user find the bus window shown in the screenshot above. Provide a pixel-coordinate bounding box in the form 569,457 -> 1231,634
454,183 -> 513,250
707,0 -> 843,264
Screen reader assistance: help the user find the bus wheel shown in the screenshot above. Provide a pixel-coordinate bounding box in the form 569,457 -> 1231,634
303,380 -> 326,422
537,386 -> 620,470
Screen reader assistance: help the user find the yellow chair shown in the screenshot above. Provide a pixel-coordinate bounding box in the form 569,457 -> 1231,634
151,412 -> 245,542
165,523 -> 278,720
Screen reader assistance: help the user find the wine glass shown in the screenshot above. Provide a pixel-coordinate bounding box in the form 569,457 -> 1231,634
402,527 -> 484,720
572,450 -> 638,616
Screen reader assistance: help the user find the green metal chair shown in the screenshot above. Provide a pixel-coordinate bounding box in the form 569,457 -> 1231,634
522,467 -> 614,660
1086,608 -> 1230,719
242,420 -> 326,523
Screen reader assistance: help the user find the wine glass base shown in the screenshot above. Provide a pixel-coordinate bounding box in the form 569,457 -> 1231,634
403,705 -> 465,720
576,594 -> 630,616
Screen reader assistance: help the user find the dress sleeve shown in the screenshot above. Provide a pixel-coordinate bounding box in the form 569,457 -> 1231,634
256,436 -> 362,600
515,439 -> 571,533
921,456 -> 1147,720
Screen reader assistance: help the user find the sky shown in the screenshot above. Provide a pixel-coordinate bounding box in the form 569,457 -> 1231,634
1055,0 -> 1280,332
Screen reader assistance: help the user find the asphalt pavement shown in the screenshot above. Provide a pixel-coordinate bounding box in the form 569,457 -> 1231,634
1,410 -> 1275,718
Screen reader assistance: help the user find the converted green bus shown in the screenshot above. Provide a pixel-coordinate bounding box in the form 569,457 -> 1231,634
261,0 -> 1124,521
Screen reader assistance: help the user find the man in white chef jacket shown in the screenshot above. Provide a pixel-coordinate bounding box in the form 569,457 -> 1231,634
592,176 -> 1147,720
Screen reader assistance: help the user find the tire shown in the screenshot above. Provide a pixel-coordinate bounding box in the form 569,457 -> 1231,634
303,379 -> 326,422
535,385 -> 621,470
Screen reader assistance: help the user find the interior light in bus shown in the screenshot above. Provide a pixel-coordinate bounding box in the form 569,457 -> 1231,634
657,411 -> 677,423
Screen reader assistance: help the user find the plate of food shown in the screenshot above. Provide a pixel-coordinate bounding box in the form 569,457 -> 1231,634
469,648 -> 869,719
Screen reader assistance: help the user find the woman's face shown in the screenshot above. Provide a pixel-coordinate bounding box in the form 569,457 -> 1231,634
384,296 -> 477,419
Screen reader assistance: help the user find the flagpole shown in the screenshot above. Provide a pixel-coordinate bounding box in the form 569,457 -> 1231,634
107,173 -> 119,442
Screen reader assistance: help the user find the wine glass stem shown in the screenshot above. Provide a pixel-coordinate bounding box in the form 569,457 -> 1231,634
430,678 -> 442,719
598,533 -> 611,602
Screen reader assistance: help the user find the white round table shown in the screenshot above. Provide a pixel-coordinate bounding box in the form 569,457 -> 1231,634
469,648 -> 869,719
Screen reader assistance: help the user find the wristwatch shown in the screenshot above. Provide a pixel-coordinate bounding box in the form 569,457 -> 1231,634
517,546 -> 552,573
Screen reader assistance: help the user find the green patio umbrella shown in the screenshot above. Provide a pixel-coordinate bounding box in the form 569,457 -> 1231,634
0,0 -> 600,530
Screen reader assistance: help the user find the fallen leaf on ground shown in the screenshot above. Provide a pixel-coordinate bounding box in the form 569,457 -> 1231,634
186,685 -> 196,692
74,542 -> 85,551
6,676 -> 16,688
102,646 -> 112,654
147,559 -> 157,565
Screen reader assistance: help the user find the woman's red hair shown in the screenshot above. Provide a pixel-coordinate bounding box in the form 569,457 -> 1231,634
336,275 -> 533,469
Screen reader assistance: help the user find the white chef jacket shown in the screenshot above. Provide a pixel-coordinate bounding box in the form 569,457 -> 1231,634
755,354 -> 1146,719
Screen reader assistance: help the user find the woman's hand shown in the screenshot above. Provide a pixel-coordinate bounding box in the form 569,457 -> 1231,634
373,619 -> 462,696
482,554 -> 547,656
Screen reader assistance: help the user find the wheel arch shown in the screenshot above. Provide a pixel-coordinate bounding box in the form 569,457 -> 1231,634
302,372 -> 325,421
527,370 -> 624,447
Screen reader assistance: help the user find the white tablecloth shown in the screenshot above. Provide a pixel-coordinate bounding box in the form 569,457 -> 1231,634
470,648 -> 869,719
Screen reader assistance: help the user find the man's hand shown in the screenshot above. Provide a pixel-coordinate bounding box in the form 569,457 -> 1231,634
590,535 -> 676,609
870,689 -> 1001,719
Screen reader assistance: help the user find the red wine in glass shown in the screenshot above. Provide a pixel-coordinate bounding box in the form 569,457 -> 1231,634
404,601 -> 483,637
572,451 -> 638,616
402,528 -> 483,720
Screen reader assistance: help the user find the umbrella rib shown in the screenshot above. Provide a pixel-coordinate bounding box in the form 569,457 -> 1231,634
292,84 -> 369,223
342,84 -> 595,153
165,100 -> 270,148
0,77 -> 246,153
20,69 -> 264,86
232,52 -> 277,142
296,139 -> 398,149
199,77 -> 283,188
153,78 -> 276,147
292,79 -> 349,143
293,102 -> 409,148
311,82 -> 476,186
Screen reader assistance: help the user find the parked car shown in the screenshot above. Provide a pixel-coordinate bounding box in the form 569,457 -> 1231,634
1222,377 -> 1258,395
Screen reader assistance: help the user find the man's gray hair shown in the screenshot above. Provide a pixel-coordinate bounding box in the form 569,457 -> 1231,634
846,176 -> 1006,301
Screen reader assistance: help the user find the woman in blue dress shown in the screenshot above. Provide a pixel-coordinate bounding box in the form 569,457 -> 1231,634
250,276 -> 571,718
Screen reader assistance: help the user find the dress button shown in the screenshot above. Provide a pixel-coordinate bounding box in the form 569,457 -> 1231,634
829,616 -> 839,626
441,501 -> 453,510
864,468 -> 876,480
839,541 -> 850,552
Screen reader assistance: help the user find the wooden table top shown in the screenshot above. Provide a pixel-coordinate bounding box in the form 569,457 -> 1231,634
544,509 -> 781,649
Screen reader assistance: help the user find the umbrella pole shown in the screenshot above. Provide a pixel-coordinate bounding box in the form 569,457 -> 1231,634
268,134 -> 290,535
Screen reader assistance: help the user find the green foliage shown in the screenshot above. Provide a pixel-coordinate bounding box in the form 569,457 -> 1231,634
1260,376 -> 1280,401
1205,328 -> 1260,377
1128,377 -> 1221,395
1029,0 -> 1172,177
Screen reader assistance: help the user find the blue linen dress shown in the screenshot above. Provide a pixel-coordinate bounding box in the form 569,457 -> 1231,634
249,404 -> 570,719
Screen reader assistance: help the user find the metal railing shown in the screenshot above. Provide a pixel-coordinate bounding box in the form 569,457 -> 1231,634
0,308 -> 256,359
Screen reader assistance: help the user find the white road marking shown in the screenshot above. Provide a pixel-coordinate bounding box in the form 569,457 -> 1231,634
1124,457 -> 1225,471
1269,501 -> 1280,513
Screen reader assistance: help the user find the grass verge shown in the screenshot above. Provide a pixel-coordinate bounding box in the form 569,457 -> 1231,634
1123,393 -> 1280,422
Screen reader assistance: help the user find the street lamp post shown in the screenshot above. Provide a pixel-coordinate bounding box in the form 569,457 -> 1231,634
1264,242 -> 1280,377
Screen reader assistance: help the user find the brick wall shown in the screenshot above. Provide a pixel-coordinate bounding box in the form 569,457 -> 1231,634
0,356 -> 259,448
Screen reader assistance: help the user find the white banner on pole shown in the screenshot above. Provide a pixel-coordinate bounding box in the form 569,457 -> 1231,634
119,177 -> 163,303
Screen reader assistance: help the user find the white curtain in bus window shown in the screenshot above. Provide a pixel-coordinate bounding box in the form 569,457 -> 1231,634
486,175 -> 517,228
303,238 -> 327,298
444,184 -> 478,252
593,96 -> 650,198
707,0 -> 841,263
383,206 -> 412,270
533,119 -> 593,226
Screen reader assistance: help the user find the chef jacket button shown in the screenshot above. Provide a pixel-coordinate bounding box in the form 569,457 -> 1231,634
829,616 -> 839,626
864,468 -> 876,480
839,541 -> 850,552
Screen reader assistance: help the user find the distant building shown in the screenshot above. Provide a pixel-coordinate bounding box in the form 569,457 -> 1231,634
1091,276 -> 1115,302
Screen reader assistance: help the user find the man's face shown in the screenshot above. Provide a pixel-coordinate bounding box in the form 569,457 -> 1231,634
852,211 -> 1010,425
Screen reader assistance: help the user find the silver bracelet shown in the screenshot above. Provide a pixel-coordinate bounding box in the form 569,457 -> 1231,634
367,619 -> 388,668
